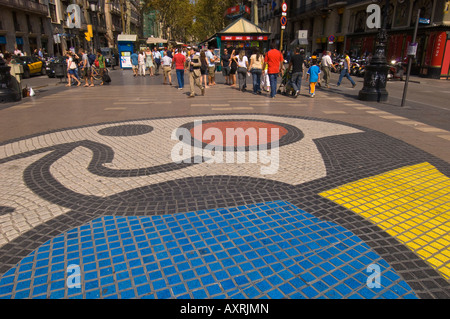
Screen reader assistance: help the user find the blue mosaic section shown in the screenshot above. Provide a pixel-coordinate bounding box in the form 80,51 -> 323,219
0,201 -> 418,299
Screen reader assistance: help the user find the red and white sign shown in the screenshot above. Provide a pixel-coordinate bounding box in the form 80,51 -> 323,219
282,2 -> 287,12
225,5 -> 251,16
221,36 -> 268,41
227,5 -> 239,15
431,32 -> 446,67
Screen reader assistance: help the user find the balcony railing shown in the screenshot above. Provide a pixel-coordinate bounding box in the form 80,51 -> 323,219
110,3 -> 122,15
0,0 -> 48,15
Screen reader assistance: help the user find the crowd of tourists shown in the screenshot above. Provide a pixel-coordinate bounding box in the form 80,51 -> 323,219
58,42 -> 358,99
125,42 -> 358,99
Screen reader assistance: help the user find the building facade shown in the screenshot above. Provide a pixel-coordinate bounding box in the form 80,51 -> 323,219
259,0 -> 450,78
0,0 -> 52,55
0,0 -> 142,57
142,9 -> 161,39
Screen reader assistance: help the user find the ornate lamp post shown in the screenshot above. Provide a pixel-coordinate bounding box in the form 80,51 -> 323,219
358,0 -> 390,102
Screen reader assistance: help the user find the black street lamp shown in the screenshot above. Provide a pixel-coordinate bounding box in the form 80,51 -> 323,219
88,0 -> 99,51
358,0 -> 390,102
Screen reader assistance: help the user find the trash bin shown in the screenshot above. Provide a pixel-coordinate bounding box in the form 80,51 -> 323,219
0,58 -> 22,103
54,62 -> 65,78
10,63 -> 23,83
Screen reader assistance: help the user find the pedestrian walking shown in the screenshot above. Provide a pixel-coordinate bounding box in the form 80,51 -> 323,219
205,47 -> 217,86
161,51 -> 173,85
138,50 -> 146,76
237,50 -> 249,92
229,48 -> 238,87
79,48 -> 94,87
264,42 -> 284,98
130,51 -> 139,77
200,50 -> 208,88
187,47 -> 205,98
307,59 -> 321,98
261,63 -> 270,92
337,51 -> 356,88
287,47 -> 306,97
321,51 -> 334,88
221,48 -> 231,85
96,49 -> 106,85
173,47 -> 186,90
145,47 -> 154,76
153,47 -> 161,75
66,51 -> 81,87
248,47 -> 264,95
71,51 -> 82,82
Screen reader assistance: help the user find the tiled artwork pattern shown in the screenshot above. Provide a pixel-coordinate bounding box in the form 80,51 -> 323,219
0,201 -> 417,299
0,115 -> 361,245
320,162 -> 450,280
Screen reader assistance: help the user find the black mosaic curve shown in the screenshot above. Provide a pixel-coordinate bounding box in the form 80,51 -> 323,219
0,206 -> 14,216
178,119 -> 304,151
0,114 -> 450,298
97,124 -> 154,137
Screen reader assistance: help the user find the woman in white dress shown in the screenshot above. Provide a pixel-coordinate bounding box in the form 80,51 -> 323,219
138,51 -> 146,76
145,47 -> 154,76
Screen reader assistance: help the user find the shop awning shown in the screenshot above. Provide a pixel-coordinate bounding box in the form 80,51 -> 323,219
146,37 -> 168,44
200,17 -> 270,46
118,34 -> 138,42
220,17 -> 269,34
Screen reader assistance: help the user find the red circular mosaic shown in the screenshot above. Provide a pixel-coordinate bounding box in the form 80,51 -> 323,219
190,121 -> 289,147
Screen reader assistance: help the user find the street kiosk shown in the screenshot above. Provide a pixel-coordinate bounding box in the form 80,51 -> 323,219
117,34 -> 138,69
200,17 -> 271,61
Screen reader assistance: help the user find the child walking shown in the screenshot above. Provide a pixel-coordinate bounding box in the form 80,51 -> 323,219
307,59 -> 321,98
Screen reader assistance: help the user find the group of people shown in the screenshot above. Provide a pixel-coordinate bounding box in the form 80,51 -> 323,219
129,43 -> 358,100
64,49 -> 106,87
57,43 -> 358,99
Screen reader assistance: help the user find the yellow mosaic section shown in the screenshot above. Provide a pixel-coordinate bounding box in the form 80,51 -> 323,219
319,162 -> 450,280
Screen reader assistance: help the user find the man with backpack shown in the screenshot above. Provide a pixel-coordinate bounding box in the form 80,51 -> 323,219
96,49 -> 108,85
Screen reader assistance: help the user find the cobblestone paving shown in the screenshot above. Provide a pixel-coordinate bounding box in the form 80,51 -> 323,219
0,113 -> 449,299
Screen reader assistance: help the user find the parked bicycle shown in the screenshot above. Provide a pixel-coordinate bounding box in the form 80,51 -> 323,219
91,65 -> 109,82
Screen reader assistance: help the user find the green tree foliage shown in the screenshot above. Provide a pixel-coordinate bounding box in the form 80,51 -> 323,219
192,0 -> 238,42
142,0 -> 195,43
142,0 -> 246,43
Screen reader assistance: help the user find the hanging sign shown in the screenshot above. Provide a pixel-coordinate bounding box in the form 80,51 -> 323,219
407,43 -> 418,56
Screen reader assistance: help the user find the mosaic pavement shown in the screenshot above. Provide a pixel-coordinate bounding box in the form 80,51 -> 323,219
0,114 -> 449,299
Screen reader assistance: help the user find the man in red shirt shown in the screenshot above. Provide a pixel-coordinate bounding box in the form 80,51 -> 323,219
172,47 -> 187,90
264,42 -> 284,98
